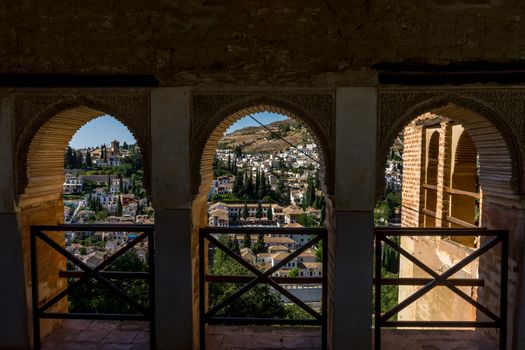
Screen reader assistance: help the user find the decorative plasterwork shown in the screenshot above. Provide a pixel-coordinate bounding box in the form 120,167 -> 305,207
13,93 -> 151,195
378,88 -> 525,198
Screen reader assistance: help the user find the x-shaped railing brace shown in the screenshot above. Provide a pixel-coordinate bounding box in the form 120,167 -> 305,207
204,233 -> 322,320
379,234 -> 503,323
32,228 -> 150,316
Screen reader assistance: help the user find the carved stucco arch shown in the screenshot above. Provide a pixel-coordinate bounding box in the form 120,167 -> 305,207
14,94 -> 151,205
191,93 -> 335,200
378,92 -> 521,200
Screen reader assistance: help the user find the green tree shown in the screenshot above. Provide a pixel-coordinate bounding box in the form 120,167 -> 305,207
242,201 -> 249,220
75,150 -> 83,169
244,171 -> 254,199
256,203 -> 263,220
374,200 -> 389,227
119,175 -> 124,193
258,171 -> 268,198
68,251 -> 149,314
85,150 -> 92,169
242,233 -> 252,249
305,176 -> 316,208
315,240 -> 323,262
117,195 -> 123,216
64,146 -> 76,169
234,145 -> 243,158
208,234 -> 289,319
233,171 -> 244,197
385,192 -> 401,220
255,170 -> 260,199
267,204 -> 273,221
288,267 -> 299,277
296,213 -> 318,227
252,234 -> 266,254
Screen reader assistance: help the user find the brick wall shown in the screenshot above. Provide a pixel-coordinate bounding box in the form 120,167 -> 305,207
401,121 -> 423,228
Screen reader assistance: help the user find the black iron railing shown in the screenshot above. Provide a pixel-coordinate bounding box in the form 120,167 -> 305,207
30,224 -> 155,349
374,227 -> 508,350
199,226 -> 327,350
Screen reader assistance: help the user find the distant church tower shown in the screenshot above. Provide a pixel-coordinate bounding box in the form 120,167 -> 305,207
111,140 -> 120,155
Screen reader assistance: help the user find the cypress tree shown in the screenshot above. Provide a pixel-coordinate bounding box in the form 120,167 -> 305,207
119,175 -> 124,193
256,202 -> 263,220
243,233 -> 252,249
233,171 -> 244,197
245,171 -> 254,199
305,176 -> 316,207
65,146 -> 75,169
117,195 -> 122,216
255,169 -> 260,199
242,201 -> 249,220
75,150 -> 83,169
267,204 -> 273,221
259,172 -> 267,198
85,150 -> 92,169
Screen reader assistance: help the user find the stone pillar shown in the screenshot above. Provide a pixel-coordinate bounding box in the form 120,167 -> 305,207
151,88 -> 194,350
332,87 -> 376,350
0,94 -> 30,349
400,122 -> 424,227
435,122 -> 452,227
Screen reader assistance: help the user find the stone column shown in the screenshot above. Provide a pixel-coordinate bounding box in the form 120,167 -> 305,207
0,94 -> 30,349
435,121 -> 452,227
151,88 -> 194,350
332,87 -> 376,350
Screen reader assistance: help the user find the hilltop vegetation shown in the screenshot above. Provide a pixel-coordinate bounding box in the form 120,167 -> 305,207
218,119 -> 313,154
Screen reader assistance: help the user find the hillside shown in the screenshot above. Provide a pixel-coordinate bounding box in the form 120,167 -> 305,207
219,119 -> 314,153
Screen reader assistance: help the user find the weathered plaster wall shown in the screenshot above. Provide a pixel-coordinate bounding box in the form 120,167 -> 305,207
481,201 -> 525,348
2,1 -> 525,85
398,236 -> 480,322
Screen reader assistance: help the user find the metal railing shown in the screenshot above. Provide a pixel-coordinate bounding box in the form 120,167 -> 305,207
374,227 -> 508,350
30,224 -> 155,349
199,226 -> 327,350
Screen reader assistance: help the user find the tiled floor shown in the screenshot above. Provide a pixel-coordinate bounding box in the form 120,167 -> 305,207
42,321 -> 496,349
376,329 -> 495,350
41,320 -> 149,350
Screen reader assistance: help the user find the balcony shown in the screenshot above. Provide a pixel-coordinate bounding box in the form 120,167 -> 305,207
32,225 -> 507,349
42,322 -> 495,349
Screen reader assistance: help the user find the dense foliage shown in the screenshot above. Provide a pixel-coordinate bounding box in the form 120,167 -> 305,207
68,251 -> 149,314
208,234 -> 314,320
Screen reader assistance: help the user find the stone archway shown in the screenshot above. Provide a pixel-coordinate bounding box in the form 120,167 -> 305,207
189,91 -> 335,348
378,92 -> 521,201
14,94 -> 151,198
190,93 -> 335,199
13,93 -> 150,340
378,90 -> 525,347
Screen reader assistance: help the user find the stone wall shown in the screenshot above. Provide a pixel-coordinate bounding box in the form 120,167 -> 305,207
17,199 -> 67,340
398,236 -> 479,322
481,201 -> 525,348
401,119 -> 423,227
1,1 -> 525,85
